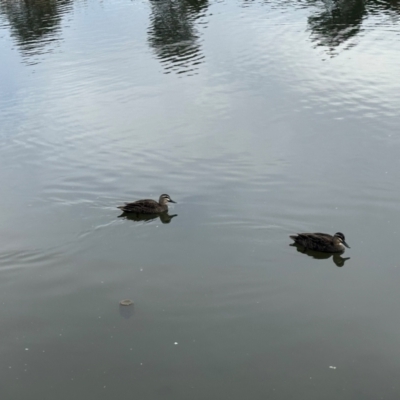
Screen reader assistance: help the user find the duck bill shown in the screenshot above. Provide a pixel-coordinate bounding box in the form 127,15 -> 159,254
343,241 -> 350,249
169,199 -> 176,203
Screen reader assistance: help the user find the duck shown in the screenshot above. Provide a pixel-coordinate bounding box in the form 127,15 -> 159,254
117,194 -> 176,214
289,232 -> 350,253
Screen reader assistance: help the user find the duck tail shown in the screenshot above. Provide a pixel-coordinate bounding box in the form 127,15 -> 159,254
289,235 -> 298,241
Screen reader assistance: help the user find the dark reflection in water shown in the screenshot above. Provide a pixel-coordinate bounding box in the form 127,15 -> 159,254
2,0 -> 399,67
119,303 -> 134,319
0,0 -> 72,63
307,0 -> 400,56
307,0 -> 365,55
147,0 -> 208,75
118,211 -> 178,224
291,244 -> 351,267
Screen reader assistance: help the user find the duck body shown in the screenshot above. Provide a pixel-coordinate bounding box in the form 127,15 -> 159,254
289,232 -> 350,253
118,194 -> 176,214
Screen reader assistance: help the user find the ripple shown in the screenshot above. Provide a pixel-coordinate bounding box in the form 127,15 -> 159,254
0,247 -> 61,271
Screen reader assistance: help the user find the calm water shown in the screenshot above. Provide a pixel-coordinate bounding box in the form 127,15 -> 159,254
1,0 -> 400,398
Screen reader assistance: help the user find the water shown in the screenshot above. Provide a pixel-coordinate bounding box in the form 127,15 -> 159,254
1,0 -> 400,398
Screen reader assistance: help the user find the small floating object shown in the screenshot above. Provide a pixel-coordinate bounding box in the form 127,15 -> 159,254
119,299 -> 134,306
329,366 -> 337,369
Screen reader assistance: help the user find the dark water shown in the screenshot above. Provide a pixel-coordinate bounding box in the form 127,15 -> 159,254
1,0 -> 400,398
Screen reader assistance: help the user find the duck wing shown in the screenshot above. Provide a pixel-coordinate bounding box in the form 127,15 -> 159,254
313,232 -> 333,238
118,199 -> 158,213
291,232 -> 334,251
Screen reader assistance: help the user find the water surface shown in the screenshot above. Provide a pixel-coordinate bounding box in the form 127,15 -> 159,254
1,0 -> 400,399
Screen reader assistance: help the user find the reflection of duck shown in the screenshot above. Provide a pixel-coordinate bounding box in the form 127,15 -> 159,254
290,232 -> 350,253
118,211 -> 178,224
117,194 -> 176,214
291,243 -> 350,267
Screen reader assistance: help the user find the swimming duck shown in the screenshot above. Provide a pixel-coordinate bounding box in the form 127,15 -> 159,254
117,194 -> 176,214
289,232 -> 350,253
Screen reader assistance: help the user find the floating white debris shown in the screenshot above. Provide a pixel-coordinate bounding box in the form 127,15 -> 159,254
329,366 -> 337,369
174,342 -> 178,345
120,299 -> 133,306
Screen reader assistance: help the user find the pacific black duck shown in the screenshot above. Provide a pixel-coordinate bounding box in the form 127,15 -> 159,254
117,194 -> 176,214
289,232 -> 350,253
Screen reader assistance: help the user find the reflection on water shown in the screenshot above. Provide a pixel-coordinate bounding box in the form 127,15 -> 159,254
1,0 -> 399,67
147,0 -> 208,75
119,303 -> 134,319
118,211 -> 178,224
308,0 -> 400,56
308,0 -> 365,55
291,244 -> 351,267
0,0 -> 72,64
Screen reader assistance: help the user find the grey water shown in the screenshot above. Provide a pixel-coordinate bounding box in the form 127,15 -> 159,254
1,0 -> 400,398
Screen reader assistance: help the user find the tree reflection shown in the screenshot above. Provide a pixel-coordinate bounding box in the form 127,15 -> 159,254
147,0 -> 209,75
307,0 -> 400,56
0,0 -> 72,62
307,0 -> 365,55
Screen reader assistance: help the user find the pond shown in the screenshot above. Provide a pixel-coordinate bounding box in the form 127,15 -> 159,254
1,0 -> 400,398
